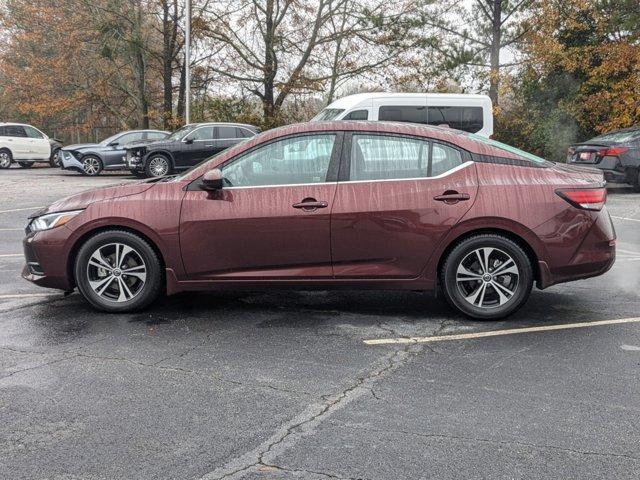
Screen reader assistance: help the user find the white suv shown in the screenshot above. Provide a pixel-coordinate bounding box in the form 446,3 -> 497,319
0,122 -> 52,169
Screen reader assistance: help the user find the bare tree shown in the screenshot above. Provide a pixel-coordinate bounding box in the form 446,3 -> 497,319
199,0 -> 424,125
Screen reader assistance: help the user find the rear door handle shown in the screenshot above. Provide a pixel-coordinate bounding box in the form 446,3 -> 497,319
292,199 -> 328,211
434,191 -> 470,204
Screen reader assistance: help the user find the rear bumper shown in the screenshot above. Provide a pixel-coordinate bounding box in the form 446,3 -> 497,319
538,208 -> 616,288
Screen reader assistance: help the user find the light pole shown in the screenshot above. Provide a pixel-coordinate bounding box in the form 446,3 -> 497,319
185,0 -> 191,124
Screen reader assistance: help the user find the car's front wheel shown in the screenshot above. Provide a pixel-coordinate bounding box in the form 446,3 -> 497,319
145,154 -> 171,178
441,234 -> 533,320
74,230 -> 163,312
81,155 -> 103,176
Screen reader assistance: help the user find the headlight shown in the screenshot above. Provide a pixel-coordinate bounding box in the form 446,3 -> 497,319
29,210 -> 84,232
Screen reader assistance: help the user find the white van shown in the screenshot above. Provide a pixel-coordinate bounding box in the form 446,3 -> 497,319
311,93 -> 493,137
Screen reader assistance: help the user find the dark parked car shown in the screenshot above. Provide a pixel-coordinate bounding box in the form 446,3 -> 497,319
124,122 -> 258,178
22,121 -> 615,319
60,129 -> 170,176
568,126 -> 640,191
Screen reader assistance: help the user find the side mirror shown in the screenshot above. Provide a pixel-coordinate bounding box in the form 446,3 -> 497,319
108,141 -> 119,147
185,137 -> 194,144
201,169 -> 223,191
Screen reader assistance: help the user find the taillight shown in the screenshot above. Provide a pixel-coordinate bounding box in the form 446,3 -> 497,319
597,146 -> 628,156
556,188 -> 607,211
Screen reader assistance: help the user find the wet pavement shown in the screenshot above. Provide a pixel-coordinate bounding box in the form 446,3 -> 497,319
1,166 -> 639,479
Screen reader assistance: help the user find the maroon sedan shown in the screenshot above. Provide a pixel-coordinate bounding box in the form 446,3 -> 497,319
22,121 -> 615,319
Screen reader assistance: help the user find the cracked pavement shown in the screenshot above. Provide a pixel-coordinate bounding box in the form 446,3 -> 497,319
1,167 -> 640,479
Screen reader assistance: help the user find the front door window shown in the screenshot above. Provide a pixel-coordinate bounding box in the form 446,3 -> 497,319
221,134 -> 336,187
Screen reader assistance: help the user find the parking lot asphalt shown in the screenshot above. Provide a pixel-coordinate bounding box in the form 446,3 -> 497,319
1,165 -> 640,479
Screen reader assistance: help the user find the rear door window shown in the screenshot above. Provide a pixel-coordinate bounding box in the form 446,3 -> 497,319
217,126 -> 238,139
431,143 -> 464,176
5,125 -> 27,137
146,131 -> 169,140
349,134 -> 429,181
349,134 -> 467,181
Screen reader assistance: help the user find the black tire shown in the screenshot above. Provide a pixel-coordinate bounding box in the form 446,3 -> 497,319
50,149 -> 61,167
74,230 -> 163,313
0,149 -> 11,169
632,169 -> 640,193
440,234 -> 533,320
81,155 -> 103,176
144,154 -> 171,178
18,161 -> 34,168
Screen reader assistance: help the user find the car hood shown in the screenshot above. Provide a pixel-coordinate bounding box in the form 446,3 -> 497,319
29,181 -> 157,218
62,143 -> 101,152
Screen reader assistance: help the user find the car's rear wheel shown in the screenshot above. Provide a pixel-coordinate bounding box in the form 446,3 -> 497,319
74,230 -> 163,312
145,154 -> 171,178
82,155 -> 103,176
0,149 -> 11,169
441,234 -> 533,320
18,161 -> 34,168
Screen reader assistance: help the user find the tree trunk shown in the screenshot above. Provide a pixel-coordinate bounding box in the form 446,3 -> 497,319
488,0 -> 502,106
262,0 -> 277,124
177,60 -> 186,120
162,1 -> 173,128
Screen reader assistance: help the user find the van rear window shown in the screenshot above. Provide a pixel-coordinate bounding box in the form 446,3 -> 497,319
378,105 -> 484,133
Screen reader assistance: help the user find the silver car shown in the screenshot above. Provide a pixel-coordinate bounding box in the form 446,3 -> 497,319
60,130 -> 169,176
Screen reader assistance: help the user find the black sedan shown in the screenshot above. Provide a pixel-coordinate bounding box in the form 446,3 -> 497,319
60,130 -> 170,176
124,122 -> 258,177
568,126 -> 640,191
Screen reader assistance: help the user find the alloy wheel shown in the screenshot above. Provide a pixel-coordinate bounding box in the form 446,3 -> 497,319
86,243 -> 147,303
148,157 -> 169,177
0,152 -> 11,168
455,247 -> 519,309
83,157 -> 101,175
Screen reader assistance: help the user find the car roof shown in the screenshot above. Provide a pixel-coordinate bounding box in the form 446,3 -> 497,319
325,92 -> 491,109
261,121 -> 522,159
190,122 -> 257,129
0,122 -> 33,127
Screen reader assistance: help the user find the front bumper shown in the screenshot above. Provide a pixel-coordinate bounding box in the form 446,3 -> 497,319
22,230 -> 73,291
60,151 -> 84,171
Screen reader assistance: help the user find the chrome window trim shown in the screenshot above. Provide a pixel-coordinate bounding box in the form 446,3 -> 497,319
219,161 -> 473,190
332,160 -> 473,184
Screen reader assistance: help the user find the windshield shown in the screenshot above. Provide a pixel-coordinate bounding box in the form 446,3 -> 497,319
591,129 -> 640,143
167,125 -> 196,142
468,133 -> 548,164
311,108 -> 345,121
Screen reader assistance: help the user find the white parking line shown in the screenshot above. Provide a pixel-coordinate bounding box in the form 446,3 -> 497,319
0,293 -> 60,299
612,216 -> 640,223
0,206 -> 44,214
0,254 -> 23,258
364,317 -> 640,345
0,228 -> 23,231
